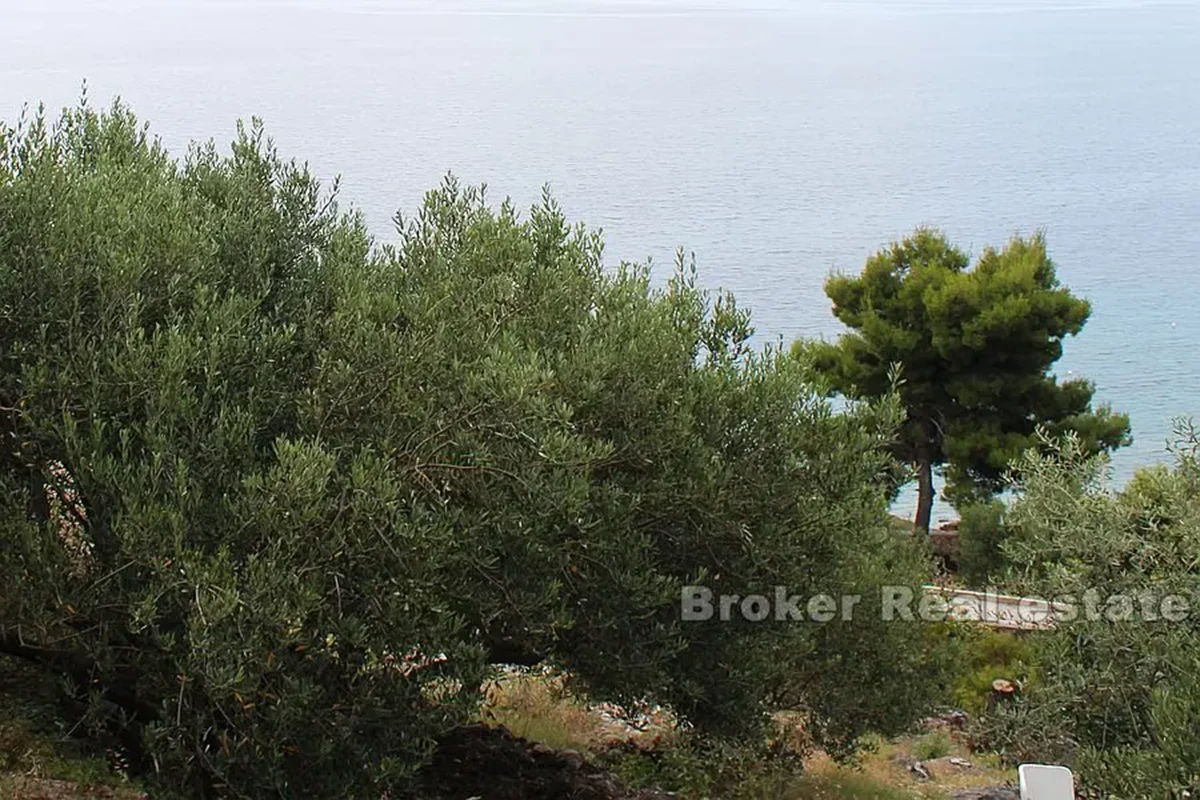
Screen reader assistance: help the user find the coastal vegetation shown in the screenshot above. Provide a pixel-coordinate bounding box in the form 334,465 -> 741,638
0,100 -> 950,798
972,425 -> 1200,798
797,229 -> 1131,533
1,98 -> 1194,799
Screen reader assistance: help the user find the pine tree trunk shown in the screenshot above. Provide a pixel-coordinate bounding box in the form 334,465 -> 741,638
914,451 -> 934,535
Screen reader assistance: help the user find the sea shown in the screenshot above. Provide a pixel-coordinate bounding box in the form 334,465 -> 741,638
2,0 -> 1198,520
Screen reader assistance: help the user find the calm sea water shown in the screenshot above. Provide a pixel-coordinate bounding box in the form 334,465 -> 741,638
2,0 -> 1198,518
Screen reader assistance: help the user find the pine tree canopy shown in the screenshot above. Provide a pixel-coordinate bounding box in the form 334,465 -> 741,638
798,228 -> 1130,529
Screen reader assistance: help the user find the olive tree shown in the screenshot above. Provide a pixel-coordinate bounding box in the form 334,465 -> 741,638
0,100 -> 950,798
979,421 -> 1200,798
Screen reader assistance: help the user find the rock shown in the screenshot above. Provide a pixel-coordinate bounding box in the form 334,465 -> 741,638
942,709 -> 969,729
930,529 -> 961,558
591,699 -> 675,735
896,756 -> 933,780
926,755 -> 975,774
926,708 -> 969,731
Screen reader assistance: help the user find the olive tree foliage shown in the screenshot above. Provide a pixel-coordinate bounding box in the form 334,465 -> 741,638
0,101 -> 949,798
980,421 -> 1200,798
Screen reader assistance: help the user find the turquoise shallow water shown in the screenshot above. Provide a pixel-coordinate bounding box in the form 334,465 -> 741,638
2,0 -> 1198,519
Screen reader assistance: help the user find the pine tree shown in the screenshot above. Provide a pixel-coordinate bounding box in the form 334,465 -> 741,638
798,228 -> 1130,533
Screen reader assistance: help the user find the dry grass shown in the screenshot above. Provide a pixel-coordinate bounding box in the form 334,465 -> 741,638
784,771 -> 941,800
801,731 -> 1015,800
481,669 -> 612,750
480,668 -> 676,752
480,671 -> 1015,800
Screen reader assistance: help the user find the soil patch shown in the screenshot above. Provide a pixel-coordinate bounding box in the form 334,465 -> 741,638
412,723 -> 672,800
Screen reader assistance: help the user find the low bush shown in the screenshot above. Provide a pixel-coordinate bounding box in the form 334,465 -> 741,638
952,629 -> 1041,717
974,426 -> 1200,796
956,500 -> 1010,587
598,734 -> 802,800
911,730 -> 953,761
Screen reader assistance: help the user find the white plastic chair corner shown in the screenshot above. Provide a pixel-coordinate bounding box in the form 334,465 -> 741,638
1019,764 -> 1075,800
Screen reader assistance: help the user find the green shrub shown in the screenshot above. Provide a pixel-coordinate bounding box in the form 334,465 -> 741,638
976,424 -> 1200,796
952,629 -> 1041,716
956,500 -> 1010,586
0,100 -> 952,798
599,735 -> 801,800
911,730 -> 953,761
